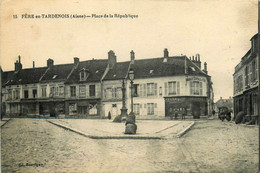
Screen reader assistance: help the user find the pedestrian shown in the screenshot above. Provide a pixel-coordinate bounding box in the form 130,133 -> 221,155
181,108 -> 186,120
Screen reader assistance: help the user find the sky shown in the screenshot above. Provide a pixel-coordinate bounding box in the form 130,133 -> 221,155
0,0 -> 258,102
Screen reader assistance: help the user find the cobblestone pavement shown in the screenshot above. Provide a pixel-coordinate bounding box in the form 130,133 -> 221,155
1,118 -> 258,172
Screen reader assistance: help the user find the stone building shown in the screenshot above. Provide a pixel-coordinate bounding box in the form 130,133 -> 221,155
233,34 -> 259,120
1,49 -> 214,119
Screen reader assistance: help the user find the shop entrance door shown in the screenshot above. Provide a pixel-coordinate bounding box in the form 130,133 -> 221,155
192,102 -> 201,119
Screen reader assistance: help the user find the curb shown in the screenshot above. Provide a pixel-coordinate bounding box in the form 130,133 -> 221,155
176,121 -> 195,138
1,118 -> 11,127
47,120 -> 163,140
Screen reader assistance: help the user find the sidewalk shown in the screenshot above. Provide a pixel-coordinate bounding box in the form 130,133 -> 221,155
47,119 -> 195,139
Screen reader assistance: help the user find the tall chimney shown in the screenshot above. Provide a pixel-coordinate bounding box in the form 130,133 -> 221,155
47,59 -> 54,67
163,48 -> 169,62
164,48 -> 169,58
14,55 -> 22,71
130,50 -> 135,64
108,50 -> 116,69
203,62 -> 208,74
33,61 -> 35,68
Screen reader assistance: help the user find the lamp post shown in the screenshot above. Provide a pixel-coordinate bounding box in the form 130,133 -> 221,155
120,79 -> 128,120
129,69 -> 134,115
125,68 -> 137,134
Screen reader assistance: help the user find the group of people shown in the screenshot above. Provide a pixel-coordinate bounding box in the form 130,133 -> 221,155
170,107 -> 187,120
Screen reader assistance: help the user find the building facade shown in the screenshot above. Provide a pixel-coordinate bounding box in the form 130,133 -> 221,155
233,34 -> 259,120
1,49 -> 214,119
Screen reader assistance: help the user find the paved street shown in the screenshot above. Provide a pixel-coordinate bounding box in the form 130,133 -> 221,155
1,118 -> 258,172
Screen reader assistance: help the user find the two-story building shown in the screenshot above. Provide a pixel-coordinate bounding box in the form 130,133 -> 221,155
233,34 -> 259,119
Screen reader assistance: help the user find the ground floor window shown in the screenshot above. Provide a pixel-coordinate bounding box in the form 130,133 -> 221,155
133,104 -> 140,115
69,103 -> 77,115
147,103 -> 156,115
89,102 -> 97,115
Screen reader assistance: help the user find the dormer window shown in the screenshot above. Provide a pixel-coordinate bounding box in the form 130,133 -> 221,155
80,68 -> 89,81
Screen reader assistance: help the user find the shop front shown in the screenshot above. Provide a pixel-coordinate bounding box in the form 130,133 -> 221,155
165,96 -> 207,119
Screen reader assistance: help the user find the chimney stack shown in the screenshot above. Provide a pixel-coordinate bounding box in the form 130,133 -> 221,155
14,55 -> 22,71
203,62 -> 208,74
130,50 -> 135,60
163,48 -> 169,62
33,61 -> 35,68
108,50 -> 117,69
47,59 -> 54,67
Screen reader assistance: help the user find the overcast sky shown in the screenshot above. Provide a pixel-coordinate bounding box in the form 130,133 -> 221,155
0,0 -> 258,101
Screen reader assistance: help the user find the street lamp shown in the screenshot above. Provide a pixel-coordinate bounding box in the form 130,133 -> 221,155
129,68 -> 134,115
125,68 -> 137,134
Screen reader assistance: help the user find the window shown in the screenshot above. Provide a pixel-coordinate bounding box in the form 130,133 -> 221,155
24,90 -> 29,98
59,86 -> 64,96
133,84 -> 139,97
147,103 -> 155,115
79,85 -> 86,97
168,81 -> 180,95
42,87 -> 46,97
245,66 -> 248,86
252,60 -> 256,82
89,85 -> 95,97
15,89 -> 20,99
190,81 -> 202,95
133,104 -> 140,115
7,89 -> 12,100
112,88 -> 117,98
116,87 -> 122,98
12,90 -> 16,100
70,86 -> 76,97
80,71 -> 85,81
69,103 -> 77,114
33,89 -> 37,98
147,83 -> 157,96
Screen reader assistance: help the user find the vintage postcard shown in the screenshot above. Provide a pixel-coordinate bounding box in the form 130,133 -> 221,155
0,0 -> 259,172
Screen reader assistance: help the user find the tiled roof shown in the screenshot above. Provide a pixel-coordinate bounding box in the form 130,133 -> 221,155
40,64 -> 75,82
3,67 -> 48,86
129,56 -> 208,79
65,59 -> 108,84
103,61 -> 130,80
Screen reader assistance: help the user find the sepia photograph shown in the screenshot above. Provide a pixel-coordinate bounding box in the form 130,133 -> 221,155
0,0 -> 259,172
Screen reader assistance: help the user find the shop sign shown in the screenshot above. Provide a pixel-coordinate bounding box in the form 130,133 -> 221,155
186,76 -> 206,82
165,97 -> 185,103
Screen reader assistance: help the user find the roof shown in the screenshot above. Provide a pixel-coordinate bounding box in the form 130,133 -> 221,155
129,56 -> 208,79
65,59 -> 108,84
250,33 -> 258,41
3,67 -> 48,86
40,63 -> 75,83
103,61 -> 130,80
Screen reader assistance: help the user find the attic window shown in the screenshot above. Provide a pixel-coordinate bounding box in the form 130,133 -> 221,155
52,75 -> 58,79
190,67 -> 196,72
150,70 -> 154,74
96,70 -> 99,73
80,68 -> 89,81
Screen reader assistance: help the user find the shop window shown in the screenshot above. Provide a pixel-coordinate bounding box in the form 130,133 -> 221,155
70,86 -> 76,97
89,103 -> 97,115
89,85 -> 95,97
69,103 -> 77,114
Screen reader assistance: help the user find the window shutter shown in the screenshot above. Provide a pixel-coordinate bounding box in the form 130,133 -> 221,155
177,82 -> 180,95
200,82 -> 203,95
164,82 -> 168,96
154,83 -> 157,96
190,81 -> 193,95
143,84 -> 147,97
